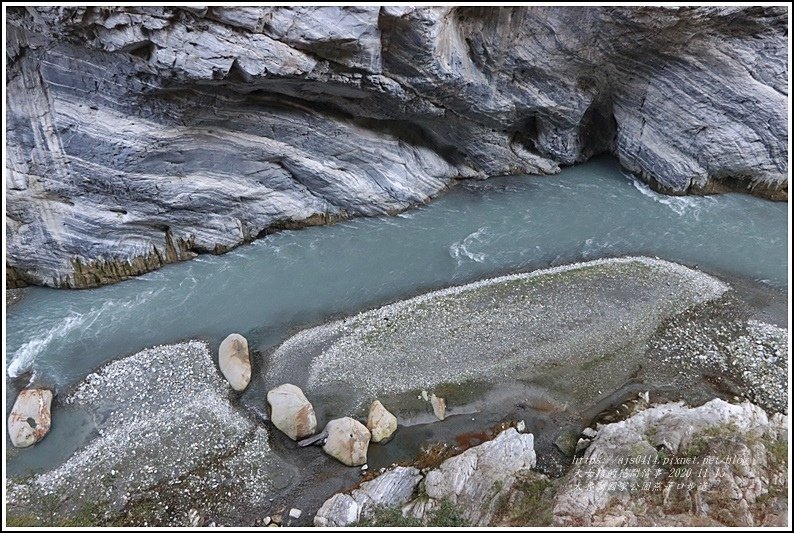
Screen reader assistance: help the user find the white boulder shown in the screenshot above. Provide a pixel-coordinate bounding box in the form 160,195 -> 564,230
8,388 -> 53,447
218,333 -> 251,391
267,384 -> 317,440
367,400 -> 397,443
323,417 -> 371,466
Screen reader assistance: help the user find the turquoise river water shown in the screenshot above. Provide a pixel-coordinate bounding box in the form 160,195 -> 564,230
6,157 -> 788,393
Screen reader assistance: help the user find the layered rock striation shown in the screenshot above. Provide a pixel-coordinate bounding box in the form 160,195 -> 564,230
6,6 -> 787,287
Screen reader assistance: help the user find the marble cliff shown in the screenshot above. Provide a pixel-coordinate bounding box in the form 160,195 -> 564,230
6,6 -> 788,287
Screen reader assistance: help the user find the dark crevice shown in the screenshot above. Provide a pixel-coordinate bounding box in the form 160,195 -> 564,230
577,98 -> 617,161
508,114 -> 543,156
163,84 -> 471,170
223,59 -> 250,83
126,41 -> 156,62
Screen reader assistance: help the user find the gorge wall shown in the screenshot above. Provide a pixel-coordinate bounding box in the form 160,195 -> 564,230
6,6 -> 788,288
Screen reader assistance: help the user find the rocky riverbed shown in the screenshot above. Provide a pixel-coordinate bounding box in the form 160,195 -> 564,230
5,257 -> 787,526
266,257 -> 784,421
316,399 -> 787,527
6,288 -> 26,308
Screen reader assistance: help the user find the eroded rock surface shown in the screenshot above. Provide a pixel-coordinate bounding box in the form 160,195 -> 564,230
6,6 -> 787,287
7,388 -> 53,448
408,428 -> 537,525
315,400 -> 788,527
314,466 -> 422,527
314,428 -> 535,526
553,399 -> 788,527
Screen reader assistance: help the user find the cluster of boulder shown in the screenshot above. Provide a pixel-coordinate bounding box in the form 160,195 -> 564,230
6,329 -> 441,461
265,383 -> 397,467
6,331 -> 428,468
217,333 -> 408,467
314,427 -> 538,526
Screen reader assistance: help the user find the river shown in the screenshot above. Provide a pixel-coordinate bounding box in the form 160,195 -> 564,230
6,156 -> 787,392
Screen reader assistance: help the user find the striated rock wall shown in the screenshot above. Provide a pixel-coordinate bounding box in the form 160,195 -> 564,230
6,6 -> 788,287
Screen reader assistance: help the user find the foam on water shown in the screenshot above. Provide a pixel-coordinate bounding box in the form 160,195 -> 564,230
7,286 -> 167,380
8,313 -> 85,378
449,227 -> 491,264
625,171 -> 715,218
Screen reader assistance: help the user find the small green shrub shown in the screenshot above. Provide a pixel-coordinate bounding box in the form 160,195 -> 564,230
358,500 -> 468,527
358,506 -> 422,527
506,474 -> 554,526
428,500 -> 468,527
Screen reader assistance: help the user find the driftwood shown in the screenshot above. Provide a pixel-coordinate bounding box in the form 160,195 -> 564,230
297,431 -> 328,447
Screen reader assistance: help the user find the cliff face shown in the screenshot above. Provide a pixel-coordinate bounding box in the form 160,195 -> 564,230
6,6 -> 788,288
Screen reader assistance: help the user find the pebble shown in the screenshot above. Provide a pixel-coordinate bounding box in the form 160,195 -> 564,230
575,438 -> 591,454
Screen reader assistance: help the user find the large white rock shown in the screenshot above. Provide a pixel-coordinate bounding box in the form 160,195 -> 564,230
267,384 -> 317,440
367,400 -> 397,443
413,428 -> 536,525
218,333 -> 251,391
323,417 -> 371,466
553,399 -> 788,527
314,466 -> 422,526
8,388 -> 53,448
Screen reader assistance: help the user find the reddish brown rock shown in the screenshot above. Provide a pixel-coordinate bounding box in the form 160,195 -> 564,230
8,388 -> 53,447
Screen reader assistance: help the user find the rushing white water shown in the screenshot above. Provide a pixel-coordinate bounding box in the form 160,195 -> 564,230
626,171 -> 717,218
5,157 -> 787,389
